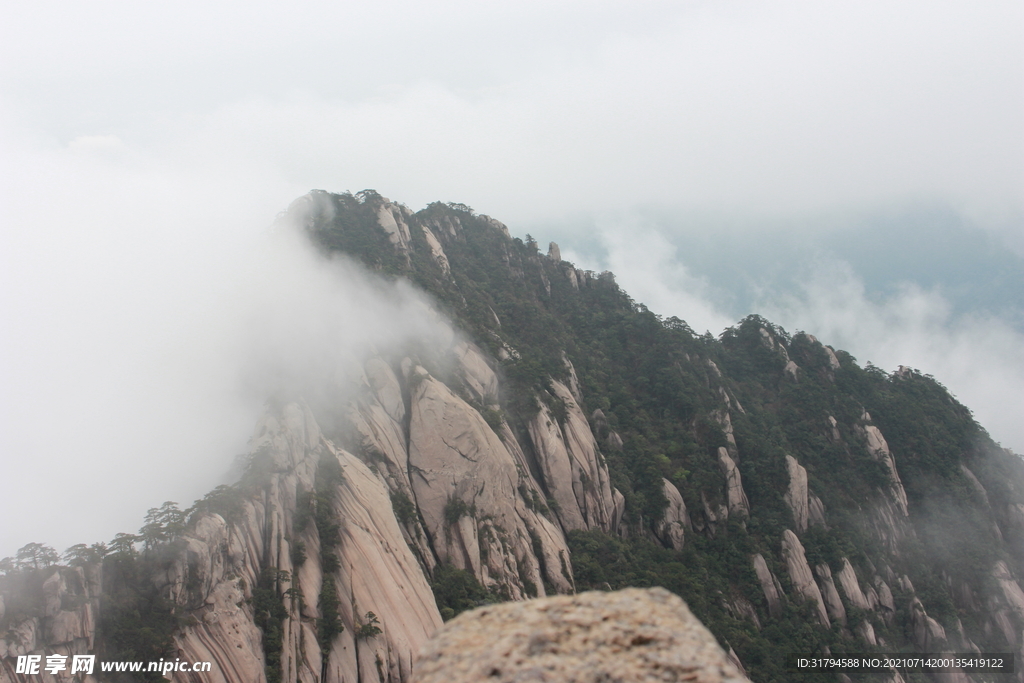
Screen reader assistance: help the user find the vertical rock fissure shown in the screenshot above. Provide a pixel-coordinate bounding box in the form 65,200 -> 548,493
512,413 -> 562,530
557,419 -> 589,528
400,370 -> 442,571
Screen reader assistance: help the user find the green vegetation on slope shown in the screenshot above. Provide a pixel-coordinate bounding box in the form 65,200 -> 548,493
4,192 -> 1020,683
300,192 -> 1024,683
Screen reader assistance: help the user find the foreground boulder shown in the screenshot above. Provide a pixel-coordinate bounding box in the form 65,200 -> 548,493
411,588 -> 751,683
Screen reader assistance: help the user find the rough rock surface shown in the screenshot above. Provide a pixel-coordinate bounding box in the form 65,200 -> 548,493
856,620 -> 877,646
340,341 -> 622,601
909,597 -> 947,651
961,465 -> 992,509
169,401 -> 443,683
784,455 -> 809,533
859,423 -> 910,516
409,370 -> 571,596
993,561 -> 1024,621
808,493 -> 827,528
781,530 -> 830,627
411,588 -> 751,683
1005,503 -> 1024,551
452,340 -> 499,404
814,563 -> 847,625
876,578 -> 896,614
710,409 -> 739,459
528,380 -> 618,533
0,565 -> 98,670
718,448 -> 750,518
827,415 -> 842,442
376,202 -> 414,255
420,224 -> 451,275
784,360 -> 800,380
0,398 -> 450,683
655,478 -> 688,551
835,558 -> 871,611
752,554 -> 785,619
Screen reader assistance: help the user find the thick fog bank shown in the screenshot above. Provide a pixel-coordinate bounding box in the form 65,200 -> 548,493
0,166 -> 448,558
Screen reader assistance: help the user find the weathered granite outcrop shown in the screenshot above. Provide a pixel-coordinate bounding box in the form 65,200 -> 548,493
795,333 -> 841,378
341,330 -> 622,599
376,201 -> 415,258
784,360 -> 800,380
808,493 -> 827,528
420,223 -> 450,275
784,455 -> 809,533
411,588 -> 751,683
698,492 -> 730,535
7,191 -> 1024,683
718,448 -> 750,518
993,560 -> 1024,622
752,554 -> 785,619
323,441 -> 445,683
408,369 -> 573,597
165,512 -> 267,683
781,530 -> 829,627
0,399 -> 447,683
337,331 -> 625,601
710,409 -> 739,459
908,597 -> 947,651
527,380 -> 620,533
835,558 -> 871,611
725,595 -> 761,631
655,478 -> 688,551
166,401 -> 443,683
875,577 -> 896,616
814,563 -> 846,626
991,559 -> 1024,672
452,340 -> 499,405
0,565 -> 98,668
857,422 -> 909,517
827,415 -> 842,442
847,417 -> 917,557
1004,503 -> 1024,550
856,620 -> 877,647
547,242 -> 561,261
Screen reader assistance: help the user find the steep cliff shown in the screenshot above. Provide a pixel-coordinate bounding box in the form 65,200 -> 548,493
3,190 -> 1023,683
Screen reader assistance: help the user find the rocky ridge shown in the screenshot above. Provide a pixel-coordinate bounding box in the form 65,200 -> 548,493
3,191 -> 1023,683
411,587 -> 751,683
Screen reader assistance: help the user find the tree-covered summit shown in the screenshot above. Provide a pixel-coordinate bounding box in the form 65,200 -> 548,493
287,190 -> 1024,682
3,190 -> 1021,683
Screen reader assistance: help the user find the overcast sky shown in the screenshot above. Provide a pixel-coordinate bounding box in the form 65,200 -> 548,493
1,0 -> 1022,558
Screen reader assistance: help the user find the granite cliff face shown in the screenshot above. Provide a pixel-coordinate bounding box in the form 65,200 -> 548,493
412,588 -> 751,683
0,342 -> 623,683
3,191 -> 1023,683
0,304 -> 628,682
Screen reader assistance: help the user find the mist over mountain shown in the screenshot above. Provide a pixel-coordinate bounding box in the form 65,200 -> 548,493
2,191 -> 1022,683
544,204 -> 1024,453
1,2 -> 1021,680
3,0 -> 1021,560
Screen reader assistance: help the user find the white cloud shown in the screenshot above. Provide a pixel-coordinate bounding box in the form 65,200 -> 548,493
561,215 -> 735,336
3,1 -> 1019,224
0,134 -> 448,558
1,0 -> 1021,555
757,261 -> 1024,452
564,218 -> 1024,453
68,134 -> 127,156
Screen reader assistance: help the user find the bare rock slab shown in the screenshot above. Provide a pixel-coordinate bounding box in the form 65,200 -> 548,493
411,587 -> 751,683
